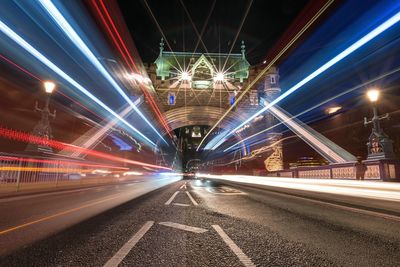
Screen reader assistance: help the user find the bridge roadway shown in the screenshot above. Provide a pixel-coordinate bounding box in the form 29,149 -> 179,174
1,177 -> 400,266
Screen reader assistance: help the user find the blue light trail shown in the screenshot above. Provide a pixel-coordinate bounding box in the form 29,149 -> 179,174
38,0 -> 168,145
0,19 -> 157,148
210,11 -> 400,151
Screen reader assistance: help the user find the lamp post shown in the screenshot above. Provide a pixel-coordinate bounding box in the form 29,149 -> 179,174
364,88 -> 395,160
26,81 -> 57,153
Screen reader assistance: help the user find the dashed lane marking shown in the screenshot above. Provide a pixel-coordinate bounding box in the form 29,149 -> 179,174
165,191 -> 179,205
212,225 -> 256,267
103,221 -> 154,267
159,222 -> 208,233
173,203 -> 190,207
186,191 -> 198,206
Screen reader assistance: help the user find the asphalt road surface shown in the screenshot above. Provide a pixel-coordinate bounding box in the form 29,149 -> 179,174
1,178 -> 400,266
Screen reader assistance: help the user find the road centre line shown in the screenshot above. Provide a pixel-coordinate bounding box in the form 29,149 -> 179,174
212,225 -> 256,267
103,221 -> 154,267
165,191 -> 179,205
159,222 -> 208,233
186,191 -> 198,206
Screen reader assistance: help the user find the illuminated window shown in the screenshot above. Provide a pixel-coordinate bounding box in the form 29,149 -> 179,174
229,93 -> 235,106
270,76 -> 276,84
168,92 -> 175,105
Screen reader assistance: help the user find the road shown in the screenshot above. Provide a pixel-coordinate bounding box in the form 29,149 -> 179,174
1,177 -> 400,266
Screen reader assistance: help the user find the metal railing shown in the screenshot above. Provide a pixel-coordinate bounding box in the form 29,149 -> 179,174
0,152 -> 131,193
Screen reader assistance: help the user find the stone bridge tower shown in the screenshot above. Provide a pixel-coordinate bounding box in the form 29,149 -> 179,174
262,67 -> 284,171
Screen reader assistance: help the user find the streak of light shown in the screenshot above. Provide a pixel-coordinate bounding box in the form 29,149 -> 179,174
0,156 -> 129,170
0,126 -> 171,170
196,0 -> 335,151
92,0 -> 173,137
210,11 -> 400,150
142,0 -> 183,72
0,53 -> 104,121
123,171 -> 143,176
0,166 -> 97,173
196,174 -> 400,203
0,19 -> 157,148
223,65 -> 400,153
38,0 -> 168,145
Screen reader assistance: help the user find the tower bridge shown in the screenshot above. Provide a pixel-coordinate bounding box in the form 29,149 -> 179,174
1,1 -> 400,265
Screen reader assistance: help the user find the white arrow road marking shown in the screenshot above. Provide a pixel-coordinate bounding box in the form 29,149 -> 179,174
212,225 -> 256,267
186,191 -> 198,206
159,222 -> 208,233
173,203 -> 191,207
103,221 -> 154,267
165,191 -> 179,205
179,182 -> 187,190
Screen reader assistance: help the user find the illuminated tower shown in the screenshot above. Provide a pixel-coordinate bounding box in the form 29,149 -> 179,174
263,67 -> 284,171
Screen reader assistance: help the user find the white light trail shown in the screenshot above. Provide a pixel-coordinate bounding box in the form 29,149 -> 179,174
196,174 -> 400,202
38,0 -> 168,145
0,19 -> 156,147
210,11 -> 400,150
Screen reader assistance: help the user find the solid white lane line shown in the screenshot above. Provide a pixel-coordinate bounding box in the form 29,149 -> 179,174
212,225 -> 256,267
173,203 -> 191,207
186,191 -> 198,206
103,221 -> 154,267
165,191 -> 179,205
159,222 -> 208,233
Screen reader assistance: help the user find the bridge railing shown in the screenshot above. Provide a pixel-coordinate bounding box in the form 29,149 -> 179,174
267,159 -> 400,180
0,152 -> 134,194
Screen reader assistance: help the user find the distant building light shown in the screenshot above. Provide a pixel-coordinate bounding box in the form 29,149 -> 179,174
263,60 -> 267,64
326,106 -> 342,114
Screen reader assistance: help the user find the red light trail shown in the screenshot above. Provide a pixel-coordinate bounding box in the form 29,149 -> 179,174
0,126 -> 172,170
91,0 -> 173,138
0,156 -> 129,170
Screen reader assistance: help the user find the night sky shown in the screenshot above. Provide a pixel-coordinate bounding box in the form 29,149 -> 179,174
118,0 -> 309,64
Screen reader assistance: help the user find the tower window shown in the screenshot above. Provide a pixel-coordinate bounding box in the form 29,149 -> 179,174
168,92 -> 175,105
270,76 -> 276,84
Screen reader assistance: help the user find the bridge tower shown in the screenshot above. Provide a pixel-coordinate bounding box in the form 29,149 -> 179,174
262,67 -> 284,171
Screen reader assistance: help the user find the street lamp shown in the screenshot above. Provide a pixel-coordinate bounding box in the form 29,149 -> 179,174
364,88 -> 395,160
26,81 -> 57,153
44,81 -> 56,94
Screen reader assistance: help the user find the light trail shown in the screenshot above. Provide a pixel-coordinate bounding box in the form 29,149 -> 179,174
38,0 -> 168,145
0,126 -> 171,170
196,174 -> 400,202
92,0 -> 173,137
0,156 -> 129,170
210,11 -> 400,150
196,0 -> 335,151
223,65 -> 400,153
0,53 -> 104,121
0,19 -> 157,148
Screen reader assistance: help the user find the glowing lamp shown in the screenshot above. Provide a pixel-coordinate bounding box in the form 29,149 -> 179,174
44,81 -> 56,94
214,72 -> 224,82
181,71 -> 191,81
367,89 -> 380,102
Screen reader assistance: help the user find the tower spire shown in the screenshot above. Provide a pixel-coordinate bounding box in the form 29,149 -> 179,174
241,40 -> 246,59
159,37 -> 164,56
